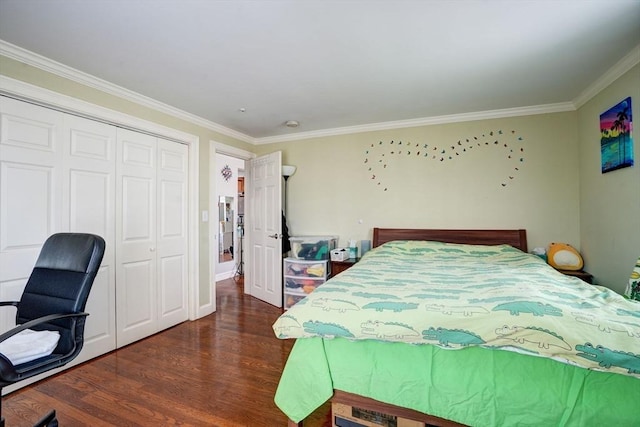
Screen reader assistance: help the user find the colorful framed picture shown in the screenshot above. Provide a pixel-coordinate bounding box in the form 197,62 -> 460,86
600,97 -> 634,173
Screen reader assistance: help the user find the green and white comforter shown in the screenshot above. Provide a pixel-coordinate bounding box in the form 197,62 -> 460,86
273,240 -> 640,379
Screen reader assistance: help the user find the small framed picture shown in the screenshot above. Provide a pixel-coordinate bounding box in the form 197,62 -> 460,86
600,97 -> 633,173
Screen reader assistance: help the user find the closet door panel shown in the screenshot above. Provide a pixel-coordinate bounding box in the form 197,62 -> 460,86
116,129 -> 157,347
82,265 -> 112,352
121,259 -> 154,325
158,254 -> 186,320
0,98 -> 63,333
63,114 -> 117,359
0,99 -> 59,156
157,139 -> 188,330
2,163 -> 54,246
69,170 -> 110,231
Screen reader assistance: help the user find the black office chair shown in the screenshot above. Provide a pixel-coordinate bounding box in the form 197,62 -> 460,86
0,233 -> 105,427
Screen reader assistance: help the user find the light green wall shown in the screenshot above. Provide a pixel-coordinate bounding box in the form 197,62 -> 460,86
257,113 -> 581,253
0,54 -> 253,306
4,52 -> 636,296
577,63 -> 640,294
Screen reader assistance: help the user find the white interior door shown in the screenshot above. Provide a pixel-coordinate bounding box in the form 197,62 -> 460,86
156,138 -> 188,330
116,128 -> 157,346
246,151 -> 282,307
62,114 -> 117,360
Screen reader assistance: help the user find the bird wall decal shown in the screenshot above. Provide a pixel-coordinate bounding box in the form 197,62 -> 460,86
363,130 -> 525,191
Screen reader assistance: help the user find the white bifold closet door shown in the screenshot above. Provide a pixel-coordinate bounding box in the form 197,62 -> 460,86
115,129 -> 188,347
63,113 -> 117,359
0,97 -> 189,365
0,97 -> 117,364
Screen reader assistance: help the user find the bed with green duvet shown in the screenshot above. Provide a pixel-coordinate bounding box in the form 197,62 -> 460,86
273,229 -> 639,426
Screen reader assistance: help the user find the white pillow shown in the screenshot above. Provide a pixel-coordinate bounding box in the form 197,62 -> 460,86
0,329 -> 60,365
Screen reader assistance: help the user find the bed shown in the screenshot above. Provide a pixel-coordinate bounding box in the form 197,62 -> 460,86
273,228 -> 640,426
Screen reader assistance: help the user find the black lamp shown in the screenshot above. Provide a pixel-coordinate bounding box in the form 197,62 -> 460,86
282,165 -> 296,217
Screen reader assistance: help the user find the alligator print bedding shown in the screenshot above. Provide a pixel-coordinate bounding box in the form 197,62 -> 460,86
273,238 -> 640,425
273,240 -> 640,379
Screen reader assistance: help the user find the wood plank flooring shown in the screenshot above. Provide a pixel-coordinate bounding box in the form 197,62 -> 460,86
1,278 -> 331,426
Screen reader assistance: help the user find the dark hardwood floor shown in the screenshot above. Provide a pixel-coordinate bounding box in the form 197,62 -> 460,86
2,278 -> 331,426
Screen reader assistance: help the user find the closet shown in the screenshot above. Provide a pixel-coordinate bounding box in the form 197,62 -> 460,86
115,128 -> 188,347
0,97 -> 189,378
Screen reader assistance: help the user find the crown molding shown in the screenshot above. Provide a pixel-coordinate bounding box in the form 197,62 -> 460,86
573,43 -> 640,109
0,75 -> 204,146
254,102 -> 576,144
0,39 -> 254,144
3,38 -> 635,146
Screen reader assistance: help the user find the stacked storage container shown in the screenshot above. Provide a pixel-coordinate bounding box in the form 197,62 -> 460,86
283,258 -> 329,309
283,236 -> 337,309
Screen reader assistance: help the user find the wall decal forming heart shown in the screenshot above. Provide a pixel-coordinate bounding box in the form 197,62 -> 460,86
363,130 -> 525,191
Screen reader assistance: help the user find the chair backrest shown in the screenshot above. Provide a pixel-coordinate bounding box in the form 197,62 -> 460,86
17,233 -> 106,356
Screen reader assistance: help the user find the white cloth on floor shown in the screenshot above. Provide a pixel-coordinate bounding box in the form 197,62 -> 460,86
0,329 -> 60,365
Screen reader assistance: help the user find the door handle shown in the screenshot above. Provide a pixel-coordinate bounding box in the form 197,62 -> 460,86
268,234 -> 282,239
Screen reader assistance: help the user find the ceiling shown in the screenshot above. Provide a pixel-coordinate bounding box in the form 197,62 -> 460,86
1,0 -> 639,143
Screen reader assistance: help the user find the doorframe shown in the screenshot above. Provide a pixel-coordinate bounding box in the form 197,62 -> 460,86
0,76 -> 203,321
210,141 -> 255,303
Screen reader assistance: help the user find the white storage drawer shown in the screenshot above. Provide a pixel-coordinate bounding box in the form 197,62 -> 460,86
283,257 -> 329,309
284,258 -> 329,278
284,276 -> 327,295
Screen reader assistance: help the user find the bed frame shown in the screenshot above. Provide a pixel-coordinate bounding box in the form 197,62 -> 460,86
373,227 -> 528,252
288,228 -> 528,427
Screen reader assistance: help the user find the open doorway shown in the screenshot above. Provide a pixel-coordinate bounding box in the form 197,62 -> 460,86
210,142 -> 285,308
210,142 -> 254,307
214,153 -> 245,281
218,195 -> 235,264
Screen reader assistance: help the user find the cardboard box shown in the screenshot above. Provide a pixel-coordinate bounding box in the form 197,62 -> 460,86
331,248 -> 350,261
332,403 -> 424,427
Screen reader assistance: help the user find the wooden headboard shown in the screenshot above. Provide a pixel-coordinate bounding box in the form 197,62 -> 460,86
372,228 -> 528,252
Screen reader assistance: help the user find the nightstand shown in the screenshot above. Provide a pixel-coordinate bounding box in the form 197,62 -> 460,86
558,269 -> 593,284
330,258 -> 359,276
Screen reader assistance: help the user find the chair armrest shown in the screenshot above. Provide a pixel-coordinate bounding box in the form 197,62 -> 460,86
0,301 -> 19,308
0,312 -> 89,344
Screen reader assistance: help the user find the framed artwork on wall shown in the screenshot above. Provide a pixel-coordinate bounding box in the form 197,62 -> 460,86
600,97 -> 634,173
